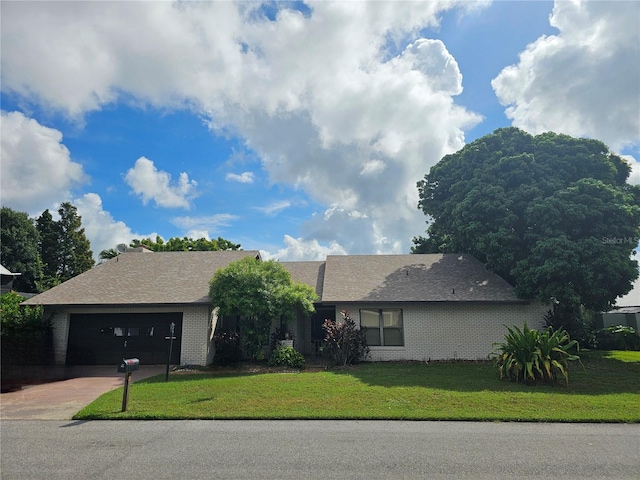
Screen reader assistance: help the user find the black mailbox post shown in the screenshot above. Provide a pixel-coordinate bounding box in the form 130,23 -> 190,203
117,358 -> 140,412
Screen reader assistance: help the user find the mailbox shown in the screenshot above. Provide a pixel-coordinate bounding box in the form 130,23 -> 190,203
117,358 -> 140,373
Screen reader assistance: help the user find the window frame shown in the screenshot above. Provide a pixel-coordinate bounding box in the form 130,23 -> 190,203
359,308 -> 404,347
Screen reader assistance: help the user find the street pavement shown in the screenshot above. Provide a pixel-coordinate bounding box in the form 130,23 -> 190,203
1,420 -> 638,479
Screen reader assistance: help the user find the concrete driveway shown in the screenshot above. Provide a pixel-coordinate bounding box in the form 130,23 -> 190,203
0,365 -> 165,420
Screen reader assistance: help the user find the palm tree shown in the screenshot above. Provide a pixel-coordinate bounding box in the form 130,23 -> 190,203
98,248 -> 119,263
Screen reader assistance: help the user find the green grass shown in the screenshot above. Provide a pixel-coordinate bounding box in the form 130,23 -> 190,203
74,350 -> 640,422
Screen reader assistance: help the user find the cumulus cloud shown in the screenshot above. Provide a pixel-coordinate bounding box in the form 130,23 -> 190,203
2,1 -> 486,256
226,171 -> 255,183
623,155 -> 640,186
73,193 -> 156,260
492,0 -> 640,151
0,111 -> 87,214
124,157 -> 197,209
185,229 -> 210,240
263,234 -> 347,261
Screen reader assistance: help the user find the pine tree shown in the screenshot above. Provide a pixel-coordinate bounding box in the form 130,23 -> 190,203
56,202 -> 94,282
36,209 -> 60,287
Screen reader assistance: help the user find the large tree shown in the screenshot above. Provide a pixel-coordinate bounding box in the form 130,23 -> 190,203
209,257 -> 318,360
56,202 -> 94,282
0,207 -> 42,293
35,209 -> 60,287
35,202 -> 94,286
414,127 -> 640,316
130,235 -> 241,252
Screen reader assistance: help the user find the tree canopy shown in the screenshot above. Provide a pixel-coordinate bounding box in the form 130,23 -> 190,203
209,257 -> 318,360
0,207 -> 41,292
413,127 -> 640,314
130,235 -> 241,252
1,203 -> 96,292
36,202 -> 94,286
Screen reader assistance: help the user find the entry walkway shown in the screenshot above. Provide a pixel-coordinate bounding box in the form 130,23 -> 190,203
0,365 -> 165,420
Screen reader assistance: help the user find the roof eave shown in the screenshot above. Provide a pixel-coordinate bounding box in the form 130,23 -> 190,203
316,299 -> 532,305
21,301 -> 212,309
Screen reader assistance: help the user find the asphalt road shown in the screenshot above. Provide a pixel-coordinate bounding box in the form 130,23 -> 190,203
1,420 -> 638,479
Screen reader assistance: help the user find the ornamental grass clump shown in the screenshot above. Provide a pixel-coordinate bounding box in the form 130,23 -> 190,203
491,323 -> 580,385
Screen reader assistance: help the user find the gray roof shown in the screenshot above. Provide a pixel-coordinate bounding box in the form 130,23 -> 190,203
606,306 -> 640,315
281,261 -> 325,297
320,254 -> 523,303
1,265 -> 19,276
23,251 -> 524,307
23,251 -> 261,307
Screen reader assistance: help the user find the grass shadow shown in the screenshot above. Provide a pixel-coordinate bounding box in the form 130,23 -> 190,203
327,351 -> 640,395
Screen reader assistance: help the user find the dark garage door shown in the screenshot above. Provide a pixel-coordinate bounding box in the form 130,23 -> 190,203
67,313 -> 182,365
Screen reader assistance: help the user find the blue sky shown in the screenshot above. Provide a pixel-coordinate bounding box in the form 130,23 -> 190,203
1,1 -> 639,261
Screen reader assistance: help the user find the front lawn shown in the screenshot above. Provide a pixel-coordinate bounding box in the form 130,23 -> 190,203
74,350 -> 640,422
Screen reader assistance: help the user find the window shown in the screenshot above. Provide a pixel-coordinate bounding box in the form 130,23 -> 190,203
360,308 -> 404,346
128,327 -> 139,336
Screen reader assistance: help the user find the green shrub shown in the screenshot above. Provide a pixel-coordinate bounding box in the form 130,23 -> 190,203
490,323 -> 580,385
1,292 -> 53,366
268,346 -> 305,369
596,325 -> 640,351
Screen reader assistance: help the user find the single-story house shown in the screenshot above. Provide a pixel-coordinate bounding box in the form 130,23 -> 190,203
1,265 -> 21,295
23,250 -> 547,365
600,278 -> 640,331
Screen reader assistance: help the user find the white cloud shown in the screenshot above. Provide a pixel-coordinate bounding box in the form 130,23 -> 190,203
360,159 -> 387,177
185,230 -> 210,240
623,155 -> 640,186
73,193 -> 156,260
492,0 -> 640,151
263,234 -> 347,261
226,171 -> 255,183
2,1 -> 487,256
124,157 -> 197,209
255,200 -> 292,216
0,111 -> 87,214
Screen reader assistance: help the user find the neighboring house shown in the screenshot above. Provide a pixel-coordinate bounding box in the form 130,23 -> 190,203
600,278 -> 640,331
23,251 -> 547,366
1,265 -> 20,294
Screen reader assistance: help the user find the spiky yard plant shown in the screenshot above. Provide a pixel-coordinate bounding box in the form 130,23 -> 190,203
491,323 -> 580,385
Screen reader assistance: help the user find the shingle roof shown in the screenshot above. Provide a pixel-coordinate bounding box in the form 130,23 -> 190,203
320,254 -> 523,303
1,265 -> 19,276
281,261 -> 325,297
23,251 -> 261,306
23,251 -> 524,307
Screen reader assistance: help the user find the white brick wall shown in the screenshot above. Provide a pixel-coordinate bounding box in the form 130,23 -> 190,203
180,306 -> 212,365
50,311 -> 70,365
47,301 -> 548,366
45,305 -> 212,366
335,302 -> 548,361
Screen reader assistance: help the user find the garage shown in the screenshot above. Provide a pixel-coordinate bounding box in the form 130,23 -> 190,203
66,312 -> 182,365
